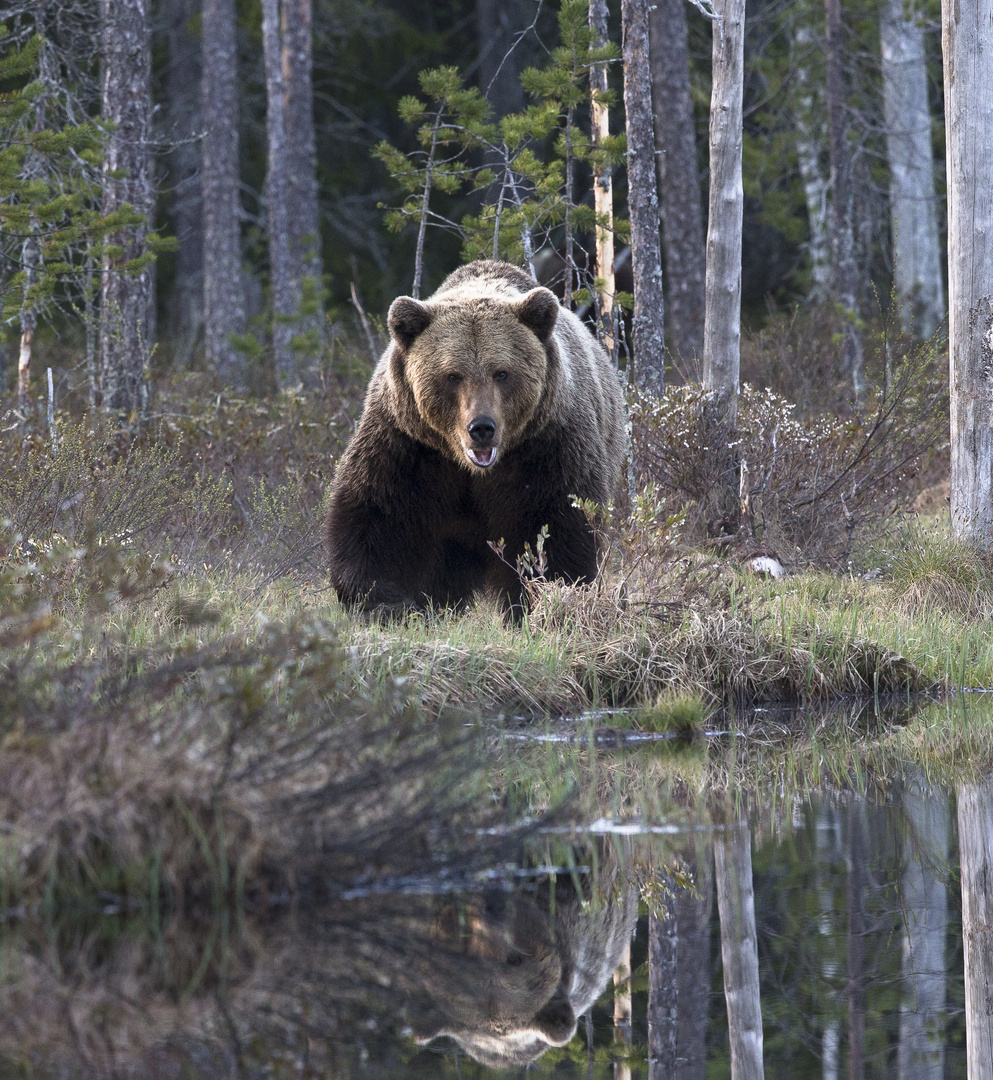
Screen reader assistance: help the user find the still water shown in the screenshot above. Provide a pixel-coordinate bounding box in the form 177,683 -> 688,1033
1,699 -> 990,1078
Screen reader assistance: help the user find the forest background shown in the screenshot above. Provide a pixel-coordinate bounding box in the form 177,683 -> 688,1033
0,0 -> 949,413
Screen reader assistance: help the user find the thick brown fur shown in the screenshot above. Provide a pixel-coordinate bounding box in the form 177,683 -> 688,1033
325,260 -> 625,614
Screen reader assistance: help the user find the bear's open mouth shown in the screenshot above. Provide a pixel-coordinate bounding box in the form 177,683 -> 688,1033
467,445 -> 497,468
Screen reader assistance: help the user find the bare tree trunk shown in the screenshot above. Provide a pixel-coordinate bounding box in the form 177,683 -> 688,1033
648,901 -> 678,1079
792,17 -> 832,304
100,0 -> 153,419
815,799 -> 842,1080
261,0 -> 298,387
202,0 -> 246,385
702,0 -> 745,427
880,0 -> 945,340
614,938 -> 633,1080
898,771 -> 948,1080
846,799 -> 867,1080
621,0 -> 665,395
17,234 -> 38,416
715,821 -> 764,1080
957,775 -> 993,1080
476,0 -> 534,118
676,847 -> 713,1080
281,0 -> 324,363
824,0 -> 864,399
942,0 -> 993,547
649,0 -> 706,371
165,0 -> 203,367
589,0 -> 616,357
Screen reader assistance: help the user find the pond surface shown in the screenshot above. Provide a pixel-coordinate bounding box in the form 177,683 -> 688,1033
1,697 -> 991,1078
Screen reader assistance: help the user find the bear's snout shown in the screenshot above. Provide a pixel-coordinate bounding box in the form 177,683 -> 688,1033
468,416 -> 497,445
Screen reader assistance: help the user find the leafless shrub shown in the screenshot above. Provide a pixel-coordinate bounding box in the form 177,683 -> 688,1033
632,356 -> 944,567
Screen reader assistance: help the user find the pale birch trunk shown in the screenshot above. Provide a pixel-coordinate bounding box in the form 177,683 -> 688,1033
898,772 -> 948,1080
824,0 -> 865,400
815,800 -> 842,1080
621,0 -> 665,395
957,775 -> 993,1080
281,0 -> 325,360
17,234 -> 38,415
846,799 -> 868,1080
792,18 -> 832,304
261,0 -> 298,388
100,0 -> 153,418
676,847 -> 713,1080
648,902 -> 677,1079
166,0 -> 203,366
715,821 -> 764,1080
649,0 -> 706,369
614,938 -> 633,1080
702,0 -> 745,427
881,0 -> 945,340
202,0 -> 247,384
942,0 -> 993,547
589,0 -> 616,357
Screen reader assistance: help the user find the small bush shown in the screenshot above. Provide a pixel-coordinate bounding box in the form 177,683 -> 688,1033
632,373 -> 942,567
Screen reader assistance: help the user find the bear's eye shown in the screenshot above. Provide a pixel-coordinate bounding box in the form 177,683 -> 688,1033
493,370 -> 508,383
447,373 -> 462,385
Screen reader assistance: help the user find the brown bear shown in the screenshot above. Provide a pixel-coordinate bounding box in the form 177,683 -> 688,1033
325,260 -> 626,614
409,872 -> 640,1067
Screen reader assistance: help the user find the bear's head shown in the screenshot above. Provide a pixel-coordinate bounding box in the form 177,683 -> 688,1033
387,287 -> 559,471
408,888 -> 578,1067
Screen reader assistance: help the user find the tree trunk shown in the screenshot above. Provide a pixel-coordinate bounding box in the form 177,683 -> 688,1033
942,0 -> 993,547
898,771 -> 948,1080
846,799 -> 867,1080
614,938 -> 633,1080
475,0 -> 534,118
202,0 -> 246,385
100,0 -> 153,418
824,0 -> 864,399
815,799 -> 842,1080
281,0 -> 324,363
261,0 -> 299,388
648,901 -> 678,1079
165,0 -> 203,367
621,0 -> 665,395
676,848 -> 713,1080
792,17 -> 832,304
702,0 -> 745,426
649,0 -> 706,372
880,0 -> 945,340
715,821 -> 764,1080
589,0 -> 616,358
957,775 -> 993,1080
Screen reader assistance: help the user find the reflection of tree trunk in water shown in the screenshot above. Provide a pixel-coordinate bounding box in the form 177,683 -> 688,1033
898,772 -> 948,1080
676,847 -> 713,1080
716,821 -> 763,1080
815,799 -> 842,1080
846,799 -> 868,1080
614,938 -> 633,1080
957,776 -> 993,1080
648,898 -> 677,1078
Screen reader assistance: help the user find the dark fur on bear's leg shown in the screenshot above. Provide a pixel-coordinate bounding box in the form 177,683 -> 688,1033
324,261 -> 625,617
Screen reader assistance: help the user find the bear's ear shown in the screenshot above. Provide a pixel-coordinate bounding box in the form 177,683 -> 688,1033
389,296 -> 433,349
531,986 -> 576,1046
512,287 -> 559,344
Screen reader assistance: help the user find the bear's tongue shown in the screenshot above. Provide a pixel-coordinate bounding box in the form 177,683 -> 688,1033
469,446 -> 496,467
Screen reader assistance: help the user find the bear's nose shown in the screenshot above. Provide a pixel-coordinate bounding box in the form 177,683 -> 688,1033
468,416 -> 496,445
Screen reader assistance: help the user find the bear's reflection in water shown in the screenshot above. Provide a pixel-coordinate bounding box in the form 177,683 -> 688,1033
0,853 -> 639,1076
412,876 -> 638,1066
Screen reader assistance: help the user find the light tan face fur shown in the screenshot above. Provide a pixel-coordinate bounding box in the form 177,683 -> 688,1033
389,291 -> 556,472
